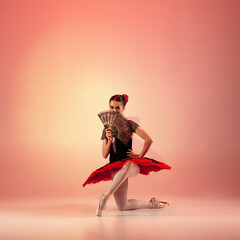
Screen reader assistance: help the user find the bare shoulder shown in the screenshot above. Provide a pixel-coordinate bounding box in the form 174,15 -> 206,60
135,127 -> 153,141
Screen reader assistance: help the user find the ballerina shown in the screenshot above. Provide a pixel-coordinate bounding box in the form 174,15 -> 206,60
82,94 -> 171,216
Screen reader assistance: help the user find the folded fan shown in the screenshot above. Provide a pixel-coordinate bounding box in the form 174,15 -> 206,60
97,110 -> 132,145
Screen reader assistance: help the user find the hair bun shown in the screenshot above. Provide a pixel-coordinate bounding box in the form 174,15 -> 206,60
122,94 -> 129,105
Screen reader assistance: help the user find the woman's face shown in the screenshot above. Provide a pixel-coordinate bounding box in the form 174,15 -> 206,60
109,100 -> 125,114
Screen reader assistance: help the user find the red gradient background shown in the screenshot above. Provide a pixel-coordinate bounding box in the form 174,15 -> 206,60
1,0 -> 240,201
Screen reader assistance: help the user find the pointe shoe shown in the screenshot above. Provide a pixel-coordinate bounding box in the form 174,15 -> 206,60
149,197 -> 169,209
96,194 -> 109,217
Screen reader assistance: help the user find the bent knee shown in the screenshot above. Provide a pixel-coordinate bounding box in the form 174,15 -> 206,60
121,161 -> 132,170
128,162 -> 140,172
124,161 -> 136,168
118,204 -> 127,211
121,161 -> 139,176
125,161 -> 133,166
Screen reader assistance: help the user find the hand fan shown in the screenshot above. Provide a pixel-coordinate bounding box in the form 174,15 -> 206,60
97,110 -> 132,145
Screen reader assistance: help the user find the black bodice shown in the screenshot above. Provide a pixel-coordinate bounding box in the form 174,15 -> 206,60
109,138 -> 132,163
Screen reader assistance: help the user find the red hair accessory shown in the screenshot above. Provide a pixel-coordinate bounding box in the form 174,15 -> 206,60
122,94 -> 129,105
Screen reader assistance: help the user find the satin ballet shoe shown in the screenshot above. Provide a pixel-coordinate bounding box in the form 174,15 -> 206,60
149,197 -> 169,209
96,194 -> 109,217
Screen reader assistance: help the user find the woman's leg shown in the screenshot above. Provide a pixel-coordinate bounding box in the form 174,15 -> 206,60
100,161 -> 150,211
98,161 -> 139,210
113,176 -> 150,211
106,161 -> 140,195
112,169 -> 169,210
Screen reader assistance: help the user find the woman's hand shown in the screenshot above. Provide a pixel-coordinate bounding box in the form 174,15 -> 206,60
105,128 -> 114,142
127,149 -> 139,157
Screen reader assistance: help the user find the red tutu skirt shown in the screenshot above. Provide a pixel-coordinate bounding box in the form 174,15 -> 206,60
82,156 -> 171,187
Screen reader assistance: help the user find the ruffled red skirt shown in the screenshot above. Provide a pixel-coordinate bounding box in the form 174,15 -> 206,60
82,156 -> 171,187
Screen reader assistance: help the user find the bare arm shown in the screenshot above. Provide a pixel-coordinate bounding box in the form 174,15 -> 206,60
102,129 -> 113,158
102,139 -> 112,158
127,127 -> 153,157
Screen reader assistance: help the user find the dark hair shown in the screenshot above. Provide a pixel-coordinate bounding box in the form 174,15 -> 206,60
109,94 -> 129,107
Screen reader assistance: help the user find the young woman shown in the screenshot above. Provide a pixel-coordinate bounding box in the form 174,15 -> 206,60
82,94 -> 171,217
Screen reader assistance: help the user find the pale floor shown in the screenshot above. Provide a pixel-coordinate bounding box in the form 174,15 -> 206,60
0,196 -> 240,240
